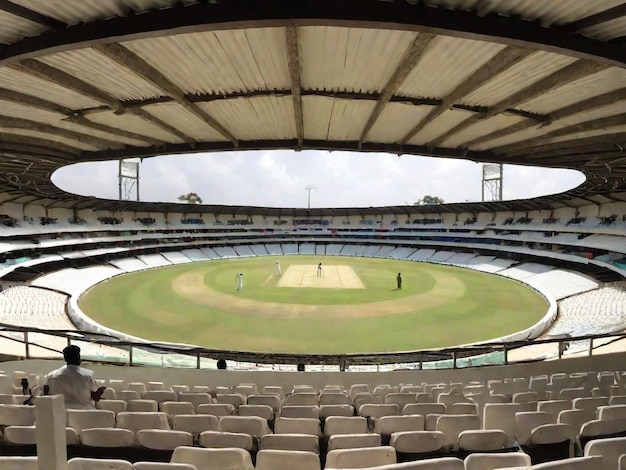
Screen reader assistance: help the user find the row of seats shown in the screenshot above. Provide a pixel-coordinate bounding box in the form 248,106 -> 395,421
1,439 -> 625,470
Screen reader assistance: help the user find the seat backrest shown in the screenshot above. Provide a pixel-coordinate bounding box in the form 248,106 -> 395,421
319,404 -> 355,419
359,403 -> 399,419
539,400 -> 573,421
0,404 -> 35,426
143,390 -> 177,406
402,403 -> 445,416
255,449 -> 320,470
514,411 -> 553,445
435,414 -> 481,449
67,409 -> 115,435
324,416 -> 369,436
530,423 -> 576,445
134,462 -> 198,469
274,417 -> 321,436
325,445 -> 396,469
580,419 -> 626,439
173,414 -> 219,435
178,393 -> 212,410
584,436 -> 626,470
127,399 -> 159,412
598,405 -> 626,421
0,456 -> 38,470
196,403 -> 235,417
171,446 -> 254,470
247,394 -> 282,411
465,452 -> 531,470
215,394 -> 245,409
162,401 -> 195,418
219,415 -> 271,437
285,393 -> 318,406
116,412 -> 169,432
574,397 -> 609,412
385,393 -> 418,409
279,405 -> 320,419
558,409 -> 591,434
483,403 -> 524,446
374,415 -> 425,435
67,457 -> 133,469
319,393 -> 352,406
448,403 -> 477,415
98,399 -> 127,414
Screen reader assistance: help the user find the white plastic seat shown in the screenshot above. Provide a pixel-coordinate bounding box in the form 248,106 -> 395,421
514,411 -> 553,445
325,445 -> 396,469
0,456 -> 38,470
67,458 -> 133,470
198,430 -> 253,450
67,409 -> 116,436
81,428 -> 135,447
238,404 -> 274,421
247,394 -> 281,412
280,405 -> 320,419
215,393 -> 245,409
320,404 -> 355,419
260,433 -> 319,453
361,457 -> 464,470
436,414 -> 481,449
389,430 -> 444,454
385,393 -> 418,410
98,399 -> 127,414
196,403 -> 235,417
285,393 -> 318,406
580,419 -> 626,444
171,446 -> 255,470
464,452 -> 531,470
359,403 -> 399,419
233,385 -> 257,397
327,433 -> 382,451
558,409 -> 591,434
255,449 -> 320,470
137,429 -> 193,450
107,380 -> 126,392
144,390 -> 177,407
319,393 -> 352,406
127,399 -> 159,412
539,400 -> 573,421
483,403 -> 525,447
448,403 -> 477,415
457,429 -> 508,452
219,415 -> 270,438
127,382 -> 147,395
171,385 -> 190,394
118,390 -> 141,401
101,388 -> 116,400
173,414 -> 220,437
584,436 -> 626,470
116,411 -> 170,435
178,393 -> 212,411
134,463 -> 198,470
162,401 -> 195,424
4,425 -> 78,445
402,403 -> 445,416
262,386 -> 285,400
324,416 -> 369,436
147,382 -> 165,391
374,415 -> 425,436
0,404 -> 35,425
598,405 -> 626,421
274,417 -> 321,436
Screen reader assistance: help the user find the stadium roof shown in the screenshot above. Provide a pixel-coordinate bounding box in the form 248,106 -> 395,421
0,0 -> 625,215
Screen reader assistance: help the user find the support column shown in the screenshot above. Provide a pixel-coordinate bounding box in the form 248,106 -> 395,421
35,395 -> 67,470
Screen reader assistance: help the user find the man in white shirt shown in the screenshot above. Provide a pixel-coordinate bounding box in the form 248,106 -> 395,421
44,345 -> 105,409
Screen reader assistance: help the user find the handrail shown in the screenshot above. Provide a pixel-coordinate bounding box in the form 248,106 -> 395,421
0,321 -> 623,369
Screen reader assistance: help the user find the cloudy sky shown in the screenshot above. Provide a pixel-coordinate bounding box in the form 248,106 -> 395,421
52,150 -> 585,208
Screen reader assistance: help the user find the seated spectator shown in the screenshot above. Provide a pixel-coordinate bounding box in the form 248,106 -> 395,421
44,345 -> 106,409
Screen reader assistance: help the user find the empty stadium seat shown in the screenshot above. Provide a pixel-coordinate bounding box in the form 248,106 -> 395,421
67,458 -> 133,469
255,449 -> 321,470
81,428 -> 135,447
260,433 -> 319,453
464,452 -> 531,470
170,446 -> 254,470
325,445 -> 396,469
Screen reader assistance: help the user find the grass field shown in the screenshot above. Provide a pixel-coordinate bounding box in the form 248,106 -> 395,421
79,256 -> 548,354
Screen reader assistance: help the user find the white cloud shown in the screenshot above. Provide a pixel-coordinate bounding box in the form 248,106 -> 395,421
51,150 -> 586,208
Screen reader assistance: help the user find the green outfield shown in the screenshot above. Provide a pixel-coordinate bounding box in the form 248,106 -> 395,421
79,255 -> 548,354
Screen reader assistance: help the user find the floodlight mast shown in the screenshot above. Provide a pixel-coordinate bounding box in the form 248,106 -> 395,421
305,185 -> 316,210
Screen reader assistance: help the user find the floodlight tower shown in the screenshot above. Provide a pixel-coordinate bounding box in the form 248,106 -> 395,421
481,163 -> 503,201
118,158 -> 141,201
305,185 -> 316,210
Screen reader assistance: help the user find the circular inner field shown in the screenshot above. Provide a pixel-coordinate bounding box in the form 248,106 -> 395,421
79,255 -> 548,354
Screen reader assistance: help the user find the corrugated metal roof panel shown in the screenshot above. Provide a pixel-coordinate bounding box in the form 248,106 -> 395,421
53,121 -> 149,148
121,0 -> 197,13
366,103 -> 432,144
462,52 -> 578,106
407,108 -> 473,146
123,28 -> 290,95
303,96 -> 376,141
477,101 -> 626,151
398,37 -> 506,99
88,111 -> 185,144
201,96 -> 296,141
432,0 -> 625,29
521,67 -> 626,115
0,67 -> 103,109
0,11 -> 46,45
0,127 -> 98,151
144,102 -> 229,142
300,27 -> 417,93
544,125 -> 626,145
580,16 -> 626,41
0,101 -> 63,124
39,49 -> 164,101
15,0 -> 129,25
444,114 -> 526,148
